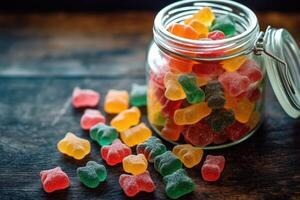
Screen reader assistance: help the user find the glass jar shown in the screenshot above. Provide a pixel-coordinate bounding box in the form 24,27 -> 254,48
146,0 -> 300,149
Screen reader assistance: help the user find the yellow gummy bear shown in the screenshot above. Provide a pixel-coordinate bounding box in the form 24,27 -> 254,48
120,123 -> 152,147
172,144 -> 203,168
122,154 -> 148,175
164,72 -> 186,101
174,102 -> 212,125
147,84 -> 164,126
246,111 -> 261,129
104,90 -> 129,114
110,107 -> 141,132
221,56 -> 247,72
187,20 -> 209,38
57,132 -> 91,160
184,7 -> 215,27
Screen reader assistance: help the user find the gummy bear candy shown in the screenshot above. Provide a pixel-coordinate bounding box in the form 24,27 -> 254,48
154,151 -> 182,176
164,72 -> 186,101
89,124 -> 118,146
207,109 -> 235,132
225,121 -> 250,141
119,171 -> 155,197
72,87 -> 100,108
210,15 -> 236,37
57,132 -> 90,160
205,80 -> 226,109
174,102 -> 212,125
246,111 -> 260,129
122,154 -> 148,175
184,7 -> 215,27
168,23 -> 200,40
208,31 -> 225,40
161,118 -> 184,141
40,167 -> 70,193
173,144 -> 203,168
186,20 -> 208,38
218,72 -> 251,97
178,74 -> 205,104
77,161 -> 107,188
104,89 -> 129,114
192,61 -> 224,77
130,84 -> 147,106
163,169 -> 195,199
136,136 -> 167,163
221,56 -> 246,72
201,155 -> 225,181
236,87 -> 261,102
101,139 -> 131,166
213,132 -> 228,144
161,99 -> 183,118
120,123 -> 152,147
237,59 -> 263,83
183,120 -> 214,147
110,107 -> 141,132
80,109 -> 106,130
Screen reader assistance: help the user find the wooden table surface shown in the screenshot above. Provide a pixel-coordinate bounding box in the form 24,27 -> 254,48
0,12 -> 300,200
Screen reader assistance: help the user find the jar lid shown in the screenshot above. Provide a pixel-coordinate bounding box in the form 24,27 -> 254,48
261,26 -> 300,118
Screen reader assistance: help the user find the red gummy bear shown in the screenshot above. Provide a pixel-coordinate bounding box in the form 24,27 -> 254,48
72,87 -> 100,108
40,167 -> 70,193
236,87 -> 261,103
237,60 -> 263,83
225,121 -> 251,141
213,132 -> 228,145
208,31 -> 225,40
218,72 -> 251,97
161,118 -> 184,141
80,109 -> 106,130
161,99 -> 183,117
192,61 -> 224,77
201,155 -> 225,182
101,139 -> 132,166
119,171 -> 155,197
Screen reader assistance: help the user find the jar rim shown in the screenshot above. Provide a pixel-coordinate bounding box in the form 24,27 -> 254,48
153,0 -> 260,60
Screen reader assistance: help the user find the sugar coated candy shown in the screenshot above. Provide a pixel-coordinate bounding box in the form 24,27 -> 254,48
174,102 -> 212,125
225,121 -> 250,141
192,61 -> 224,77
57,132 -> 90,160
161,118 -> 184,141
104,90 -> 129,114
201,155 -> 225,181
80,109 -> 106,130
173,144 -> 203,168
110,107 -> 141,132
221,56 -> 246,72
178,74 -> 205,104
218,72 -> 251,97
136,136 -> 167,163
205,80 -> 226,109
101,139 -> 132,166
163,169 -> 195,199
122,154 -> 148,175
237,59 -> 263,83
161,99 -> 183,118
89,124 -> 118,146
168,23 -> 199,40
164,72 -> 186,101
130,84 -> 147,106
187,20 -> 209,38
213,132 -> 228,144
208,31 -> 225,40
210,15 -> 236,37
40,167 -> 70,193
184,7 -> 215,27
154,151 -> 182,176
207,109 -> 235,132
77,161 -> 107,188
72,87 -> 100,108
119,171 -> 155,197
120,123 -> 152,147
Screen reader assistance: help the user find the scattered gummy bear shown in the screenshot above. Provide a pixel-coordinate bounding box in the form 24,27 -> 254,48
40,167 -> 70,193
57,132 -> 91,160
120,123 -> 152,147
163,169 -> 195,199
178,74 -> 205,104
136,136 -> 167,163
89,124 -> 118,146
122,154 -> 148,175
77,161 -> 107,188
80,109 -> 106,130
119,171 -> 155,197
101,139 -> 132,166
130,84 -> 147,106
110,107 -> 141,132
210,15 -> 236,37
161,118 -> 184,141
201,155 -> 225,181
154,151 -> 182,176
207,109 -> 235,132
205,80 -> 226,109
173,144 -> 203,168
72,87 -> 100,108
164,72 -> 186,101
104,89 -> 129,114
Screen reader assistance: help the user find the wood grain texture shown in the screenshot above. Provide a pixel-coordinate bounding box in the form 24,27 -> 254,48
0,12 -> 300,200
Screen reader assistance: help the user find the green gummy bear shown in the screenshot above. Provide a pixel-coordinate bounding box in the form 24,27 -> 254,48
207,109 -> 235,132
136,136 -> 167,163
77,161 -> 107,188
90,124 -> 118,146
163,169 -> 195,199
130,83 -> 147,106
154,151 -> 182,176
210,15 -> 236,37
178,74 -> 205,104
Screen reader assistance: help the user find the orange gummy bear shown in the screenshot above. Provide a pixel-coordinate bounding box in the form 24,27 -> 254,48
187,20 -> 209,38
122,154 -> 148,175
111,107 -> 141,132
173,144 -> 203,168
221,56 -> 247,72
120,123 -> 152,147
168,23 -> 200,40
184,7 -> 215,27
164,72 -> 186,101
104,90 -> 129,114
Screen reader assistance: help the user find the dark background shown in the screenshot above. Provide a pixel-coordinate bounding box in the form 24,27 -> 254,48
0,0 -> 299,12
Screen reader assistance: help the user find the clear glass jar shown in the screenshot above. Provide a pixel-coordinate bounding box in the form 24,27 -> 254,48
146,0 -> 300,149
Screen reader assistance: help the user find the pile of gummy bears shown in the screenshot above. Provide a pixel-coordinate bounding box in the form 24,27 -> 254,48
40,85 -> 225,199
